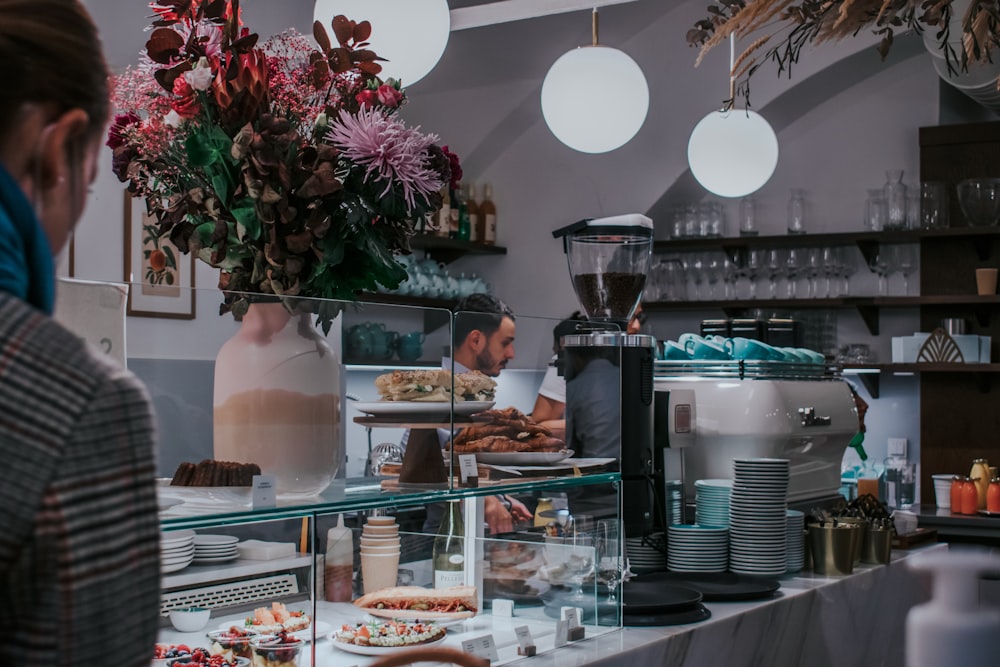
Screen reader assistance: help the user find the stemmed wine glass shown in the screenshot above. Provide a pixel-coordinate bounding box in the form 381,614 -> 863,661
868,247 -> 891,296
765,248 -> 784,299
805,248 -> 822,298
543,531 -> 595,606
596,519 -> 624,605
744,249 -> 763,299
891,244 -> 917,295
785,248 -> 801,298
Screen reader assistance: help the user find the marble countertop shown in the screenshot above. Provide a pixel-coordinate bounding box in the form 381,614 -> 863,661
157,543 -> 944,667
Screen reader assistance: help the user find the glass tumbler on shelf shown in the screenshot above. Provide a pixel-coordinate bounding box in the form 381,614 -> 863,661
883,170 -> 908,230
864,189 -> 888,231
739,196 -> 758,236
788,188 -> 806,235
920,181 -> 949,229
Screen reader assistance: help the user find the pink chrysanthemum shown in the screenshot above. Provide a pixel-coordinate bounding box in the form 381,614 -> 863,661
326,107 -> 443,209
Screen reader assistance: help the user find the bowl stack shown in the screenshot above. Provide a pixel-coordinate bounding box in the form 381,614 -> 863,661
161,529 -> 196,574
727,458 -> 789,576
360,516 -> 400,594
625,532 -> 667,574
193,533 -> 240,564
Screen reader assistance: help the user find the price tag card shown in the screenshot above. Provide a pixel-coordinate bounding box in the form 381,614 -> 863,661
561,606 -> 582,628
252,474 -> 276,509
462,635 -> 499,663
458,454 -> 479,484
553,620 -> 569,648
514,625 -> 535,650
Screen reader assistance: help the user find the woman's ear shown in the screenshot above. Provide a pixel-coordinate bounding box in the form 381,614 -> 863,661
34,108 -> 89,189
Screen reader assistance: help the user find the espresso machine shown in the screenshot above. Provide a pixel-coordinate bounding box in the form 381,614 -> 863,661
552,215 -> 664,538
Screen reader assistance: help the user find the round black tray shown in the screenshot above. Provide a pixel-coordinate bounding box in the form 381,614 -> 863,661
629,571 -> 780,602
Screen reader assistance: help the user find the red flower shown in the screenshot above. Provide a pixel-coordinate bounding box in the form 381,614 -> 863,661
442,145 -> 462,190
106,112 -> 141,149
171,76 -> 201,118
355,89 -> 379,108
376,84 -> 403,108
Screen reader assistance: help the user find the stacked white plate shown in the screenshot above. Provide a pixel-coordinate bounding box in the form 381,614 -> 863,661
695,479 -> 733,527
666,524 -> 728,573
625,532 -> 667,574
728,458 -> 789,576
193,533 -> 240,564
161,529 -> 196,573
665,480 -> 684,526
785,510 -> 805,574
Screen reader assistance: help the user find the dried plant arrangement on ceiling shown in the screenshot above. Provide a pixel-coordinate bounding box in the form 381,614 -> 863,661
687,1 -> 1000,107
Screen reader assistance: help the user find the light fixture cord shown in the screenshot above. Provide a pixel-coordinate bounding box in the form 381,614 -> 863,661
729,33 -> 736,105
592,7 -> 599,46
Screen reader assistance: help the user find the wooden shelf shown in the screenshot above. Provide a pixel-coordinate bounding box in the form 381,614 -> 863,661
409,234 -> 507,263
841,363 -> 1000,397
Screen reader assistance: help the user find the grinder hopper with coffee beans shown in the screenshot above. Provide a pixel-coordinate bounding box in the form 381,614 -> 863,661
552,214 -> 661,539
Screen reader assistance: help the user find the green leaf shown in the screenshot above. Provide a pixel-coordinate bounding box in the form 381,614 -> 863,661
232,204 -> 260,240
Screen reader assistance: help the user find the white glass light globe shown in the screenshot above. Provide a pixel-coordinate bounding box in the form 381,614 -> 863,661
687,108 -> 779,198
541,45 -> 650,154
313,0 -> 450,86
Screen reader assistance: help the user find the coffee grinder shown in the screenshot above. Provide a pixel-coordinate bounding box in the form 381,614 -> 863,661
552,214 -> 661,538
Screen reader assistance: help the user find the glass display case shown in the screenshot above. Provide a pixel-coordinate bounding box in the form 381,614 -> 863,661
76,283 -> 625,665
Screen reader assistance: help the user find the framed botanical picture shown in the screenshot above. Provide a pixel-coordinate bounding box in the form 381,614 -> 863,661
123,191 -> 196,319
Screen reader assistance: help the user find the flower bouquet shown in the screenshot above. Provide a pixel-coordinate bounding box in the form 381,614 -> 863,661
109,0 -> 456,331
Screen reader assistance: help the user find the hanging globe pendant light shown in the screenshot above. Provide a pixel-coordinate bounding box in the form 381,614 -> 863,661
687,36 -> 778,198
541,9 -> 649,154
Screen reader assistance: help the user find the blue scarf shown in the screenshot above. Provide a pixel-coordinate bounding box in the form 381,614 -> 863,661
0,162 -> 54,315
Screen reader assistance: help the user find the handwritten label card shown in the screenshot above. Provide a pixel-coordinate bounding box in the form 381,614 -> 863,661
458,454 -> 478,485
554,620 -> 569,648
462,635 -> 499,663
252,474 -> 276,509
514,625 -> 535,650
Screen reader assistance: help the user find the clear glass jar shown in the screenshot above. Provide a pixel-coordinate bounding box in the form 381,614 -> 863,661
883,169 -> 908,230
739,196 -> 758,236
788,188 -> 806,234
864,189 -> 887,231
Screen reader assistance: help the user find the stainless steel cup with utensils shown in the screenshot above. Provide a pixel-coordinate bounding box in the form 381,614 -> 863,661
833,517 -> 868,567
808,524 -> 856,576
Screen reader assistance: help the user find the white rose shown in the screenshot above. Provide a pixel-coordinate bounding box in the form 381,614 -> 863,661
184,58 -> 214,91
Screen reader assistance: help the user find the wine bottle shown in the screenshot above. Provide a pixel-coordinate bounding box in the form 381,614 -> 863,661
457,184 -> 471,241
432,500 -> 465,588
448,187 -> 461,239
466,183 -> 481,243
480,183 -> 496,245
436,187 -> 451,237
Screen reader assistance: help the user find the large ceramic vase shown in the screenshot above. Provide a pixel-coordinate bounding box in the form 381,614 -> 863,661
213,301 -> 341,497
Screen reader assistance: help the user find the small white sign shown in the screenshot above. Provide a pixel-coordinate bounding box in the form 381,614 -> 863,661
458,454 -> 478,483
561,606 -> 582,628
252,474 -> 277,509
554,620 -> 569,648
462,635 -> 499,663
491,599 -> 514,617
514,625 -> 535,650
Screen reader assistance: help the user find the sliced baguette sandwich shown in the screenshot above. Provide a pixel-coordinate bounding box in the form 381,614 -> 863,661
374,369 -> 496,402
353,585 -> 479,620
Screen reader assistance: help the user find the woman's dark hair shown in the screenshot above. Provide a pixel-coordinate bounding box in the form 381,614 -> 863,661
453,293 -> 514,345
0,0 -> 110,144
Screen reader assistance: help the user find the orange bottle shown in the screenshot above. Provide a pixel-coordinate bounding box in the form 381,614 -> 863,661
950,475 -> 964,513
961,477 -> 980,515
988,478 -> 1000,513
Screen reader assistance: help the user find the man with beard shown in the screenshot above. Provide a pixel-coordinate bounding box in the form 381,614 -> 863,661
407,293 -> 531,534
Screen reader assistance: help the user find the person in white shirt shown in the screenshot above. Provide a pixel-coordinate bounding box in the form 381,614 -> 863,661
531,305 -> 646,443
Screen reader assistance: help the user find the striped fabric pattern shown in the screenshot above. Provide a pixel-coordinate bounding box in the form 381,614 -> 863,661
0,294 -> 161,666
